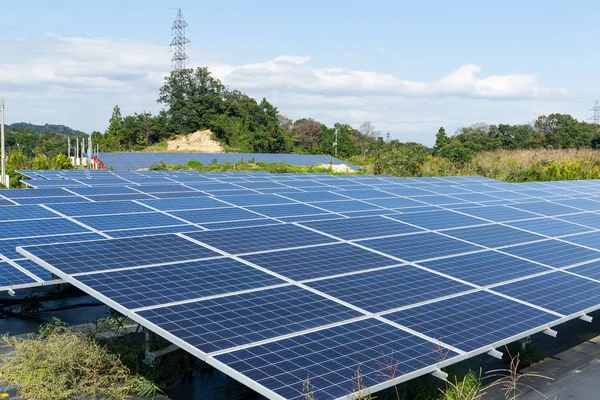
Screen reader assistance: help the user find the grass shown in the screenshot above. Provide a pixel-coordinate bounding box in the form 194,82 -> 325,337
0,319 -> 159,400
149,159 -> 359,174
420,148 -> 600,182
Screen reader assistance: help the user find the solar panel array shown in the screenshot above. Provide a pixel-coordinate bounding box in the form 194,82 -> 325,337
8,170 -> 600,399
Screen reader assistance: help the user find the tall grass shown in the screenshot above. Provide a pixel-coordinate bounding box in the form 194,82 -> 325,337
421,149 -> 600,182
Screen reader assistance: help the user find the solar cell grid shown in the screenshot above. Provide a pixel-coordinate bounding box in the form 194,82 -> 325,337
301,216 -> 423,240
0,205 -> 58,221
137,285 -> 362,353
493,272 -> 600,315
75,258 -> 286,309
382,291 -> 559,352
0,262 -> 38,288
501,239 -> 600,268
418,251 -> 551,286
241,243 -> 400,281
305,265 -> 473,313
184,224 -> 338,254
359,232 -> 482,262
443,224 -> 544,248
18,235 -> 220,275
214,318 -> 459,400
387,210 -> 487,231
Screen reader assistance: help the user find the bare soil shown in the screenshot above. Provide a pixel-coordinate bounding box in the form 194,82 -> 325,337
166,130 -> 224,152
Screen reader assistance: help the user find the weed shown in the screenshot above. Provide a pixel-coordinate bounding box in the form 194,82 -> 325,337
0,322 -> 158,400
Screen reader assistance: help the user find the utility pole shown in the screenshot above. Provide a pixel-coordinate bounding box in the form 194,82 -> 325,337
171,9 -> 190,71
589,100 -> 600,125
333,128 -> 338,157
1,97 -> 5,188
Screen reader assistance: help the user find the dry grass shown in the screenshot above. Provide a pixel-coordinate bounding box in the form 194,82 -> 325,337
421,148 -> 600,182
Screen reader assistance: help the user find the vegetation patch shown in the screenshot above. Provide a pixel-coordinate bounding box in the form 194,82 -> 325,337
0,320 -> 157,400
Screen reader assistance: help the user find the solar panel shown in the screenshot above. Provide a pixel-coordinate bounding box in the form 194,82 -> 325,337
359,232 -> 482,262
183,224 -> 337,254
19,235 -> 220,275
241,243 -> 400,281
501,239 -> 600,268
16,171 -> 600,400
382,291 -> 559,352
214,319 -> 460,400
0,218 -> 93,239
75,258 -> 286,309
0,205 -> 59,221
492,272 -> 600,315
418,251 -> 551,286
305,266 -> 472,313
301,216 -> 423,240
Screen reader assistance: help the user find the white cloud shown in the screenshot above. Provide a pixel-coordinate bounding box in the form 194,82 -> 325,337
0,35 -> 572,144
344,53 -> 361,60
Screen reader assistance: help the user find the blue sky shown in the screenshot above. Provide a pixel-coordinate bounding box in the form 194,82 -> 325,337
1,0 -> 598,145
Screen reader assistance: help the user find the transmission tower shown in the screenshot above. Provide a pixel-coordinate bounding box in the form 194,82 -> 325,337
170,8 -> 190,71
590,100 -> 600,125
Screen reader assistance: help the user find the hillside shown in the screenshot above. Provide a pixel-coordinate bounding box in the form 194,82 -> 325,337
7,122 -> 87,136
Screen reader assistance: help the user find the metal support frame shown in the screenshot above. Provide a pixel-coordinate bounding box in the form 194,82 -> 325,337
487,348 -> 503,360
431,368 -> 448,381
1,96 -> 5,188
543,328 -> 558,338
143,329 -> 180,365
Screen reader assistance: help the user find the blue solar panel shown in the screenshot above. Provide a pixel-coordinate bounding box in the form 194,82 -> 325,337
16,196 -> 91,205
553,199 -> 600,211
460,205 -> 540,222
301,216 -> 423,240
1,188 -> 71,198
133,184 -> 194,193
305,266 -> 472,312
0,205 -> 58,221
69,186 -> 139,195
0,233 -> 105,260
137,199 -> 223,215
85,193 -> 156,201
383,291 -> 559,352
0,218 -> 92,239
510,202 -> 581,216
506,218 -> 592,237
419,251 -> 551,286
277,191 -> 348,203
106,225 -> 203,238
215,194 -> 295,207
409,195 -> 467,206
360,232 -> 482,262
307,200 -> 383,213
501,240 -> 600,268
149,191 -> 211,199
380,187 -> 434,197
170,208 -> 266,224
137,286 -> 362,353
493,272 -> 600,315
183,224 -> 337,254
449,193 -> 503,202
387,210 -> 487,230
558,213 -> 600,229
75,258 -> 286,309
562,231 -> 600,251
215,318 -> 459,400
13,258 -> 57,281
241,243 -> 399,281
364,197 -> 427,209
335,189 -> 395,200
277,214 -> 345,223
18,235 -> 220,275
75,212 -> 188,231
246,204 -> 331,218
443,225 -> 543,248
567,260 -> 600,281
48,201 -> 151,217
0,261 -> 38,287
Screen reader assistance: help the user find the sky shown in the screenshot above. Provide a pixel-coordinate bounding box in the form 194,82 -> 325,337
1,0 -> 599,145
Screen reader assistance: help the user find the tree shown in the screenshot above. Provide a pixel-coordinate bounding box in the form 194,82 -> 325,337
433,127 -> 449,154
293,119 -> 322,149
105,105 -> 124,151
157,67 -> 226,135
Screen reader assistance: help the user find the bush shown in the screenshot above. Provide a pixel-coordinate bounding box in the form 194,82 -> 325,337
0,323 -> 156,400
373,142 -> 430,176
439,143 -> 474,164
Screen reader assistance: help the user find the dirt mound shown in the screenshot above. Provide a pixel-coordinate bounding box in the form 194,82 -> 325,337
315,163 -> 357,173
167,130 -> 224,152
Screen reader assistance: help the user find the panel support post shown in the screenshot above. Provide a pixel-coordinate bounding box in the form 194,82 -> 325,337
487,348 -> 503,359
431,368 -> 448,381
543,328 -> 557,338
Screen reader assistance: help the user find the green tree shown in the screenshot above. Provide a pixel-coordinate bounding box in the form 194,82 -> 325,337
105,105 -> 124,151
433,127 -> 449,154
157,67 -> 226,135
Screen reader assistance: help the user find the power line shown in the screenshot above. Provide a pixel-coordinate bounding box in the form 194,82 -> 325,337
589,100 -> 600,125
170,8 -> 189,71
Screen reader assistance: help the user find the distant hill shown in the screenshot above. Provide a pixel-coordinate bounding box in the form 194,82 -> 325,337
7,122 -> 87,136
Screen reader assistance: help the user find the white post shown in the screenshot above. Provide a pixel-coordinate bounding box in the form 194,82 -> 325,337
68,137 -> 71,158
76,137 -> 79,167
333,128 -> 338,157
1,96 -> 5,187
